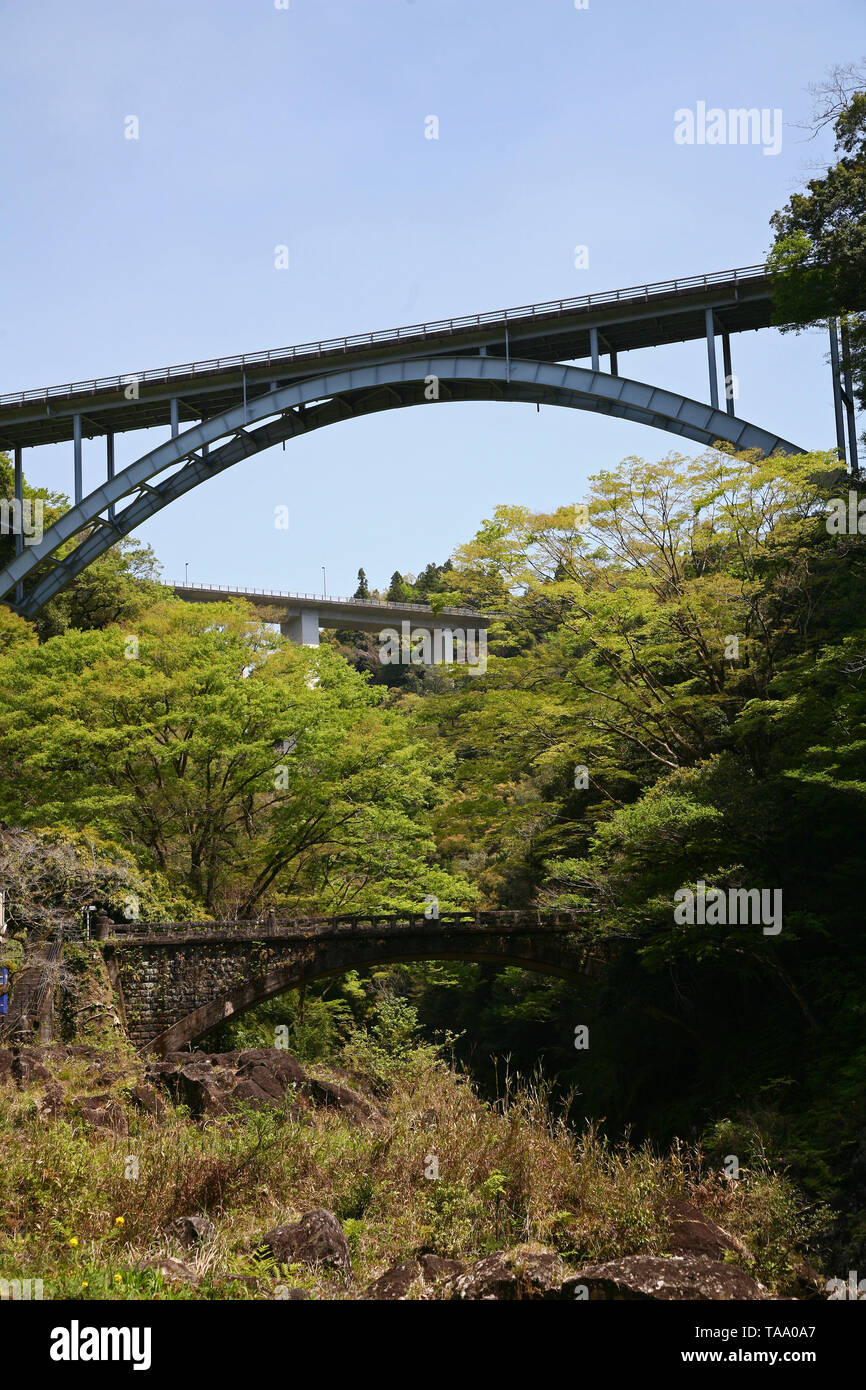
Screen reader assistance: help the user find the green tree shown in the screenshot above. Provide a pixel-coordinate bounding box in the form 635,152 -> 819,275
768,69 -> 866,412
1,449 -> 165,639
0,599 -> 472,918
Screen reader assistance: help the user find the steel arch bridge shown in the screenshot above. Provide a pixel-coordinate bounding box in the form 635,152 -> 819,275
0,261 -> 847,619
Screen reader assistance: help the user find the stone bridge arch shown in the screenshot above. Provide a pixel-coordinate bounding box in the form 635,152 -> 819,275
104,913 -> 595,1055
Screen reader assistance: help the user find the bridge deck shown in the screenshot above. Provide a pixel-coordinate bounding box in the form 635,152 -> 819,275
0,266 -> 774,447
103,909 -> 589,944
170,582 -> 492,632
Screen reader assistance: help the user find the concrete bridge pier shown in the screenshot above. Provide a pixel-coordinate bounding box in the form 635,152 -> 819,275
280,611 -> 321,647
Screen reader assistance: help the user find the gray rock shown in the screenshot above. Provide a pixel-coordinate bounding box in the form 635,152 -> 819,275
259,1208 -> 351,1282
172,1215 -> 217,1246
562,1254 -> 769,1300
446,1248 -> 563,1300
665,1199 -> 753,1262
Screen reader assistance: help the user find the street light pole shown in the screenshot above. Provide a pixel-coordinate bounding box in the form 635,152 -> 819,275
185,562 -> 189,586
322,567 -> 326,598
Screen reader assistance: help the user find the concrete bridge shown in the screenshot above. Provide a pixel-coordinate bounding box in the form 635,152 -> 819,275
171,580 -> 493,647
94,910 -> 595,1054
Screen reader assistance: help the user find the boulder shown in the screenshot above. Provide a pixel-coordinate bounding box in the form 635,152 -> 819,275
445,1248 -> 563,1300
69,1094 -> 126,1134
11,1048 -> 53,1087
146,1057 -> 232,1118
419,1253 -> 464,1283
665,1199 -> 752,1262
172,1215 -> 217,1246
258,1208 -> 351,1282
146,1049 -> 376,1124
305,1075 -> 380,1124
127,1084 -> 166,1119
365,1259 -> 421,1301
562,1254 -> 769,1300
790,1256 -> 826,1300
364,1253 -> 466,1300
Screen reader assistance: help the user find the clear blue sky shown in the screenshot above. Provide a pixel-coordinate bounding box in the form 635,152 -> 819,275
0,0 -> 862,597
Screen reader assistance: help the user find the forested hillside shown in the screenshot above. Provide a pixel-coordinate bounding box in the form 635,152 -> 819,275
2,441 -> 865,1273
1,71 -> 865,1299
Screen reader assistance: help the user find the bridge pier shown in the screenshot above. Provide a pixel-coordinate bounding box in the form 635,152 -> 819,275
722,331 -> 735,417
840,320 -> 860,477
106,433 -> 115,523
73,413 -> 82,505
280,610 -> 321,646
705,308 -> 720,411
13,446 -> 23,604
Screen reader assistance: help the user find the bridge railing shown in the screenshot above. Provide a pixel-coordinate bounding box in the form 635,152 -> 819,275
171,581 -> 482,618
105,909 -> 588,939
0,264 -> 769,408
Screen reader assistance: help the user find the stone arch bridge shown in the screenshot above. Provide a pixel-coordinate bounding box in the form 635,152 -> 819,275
94,910 -> 595,1054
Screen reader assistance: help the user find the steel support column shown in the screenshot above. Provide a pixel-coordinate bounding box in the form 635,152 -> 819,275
73,413 -> 82,504
106,434 -> 115,522
828,318 -> 847,464
609,349 -> 618,375
13,446 -> 23,604
589,327 -> 600,373
170,399 -> 179,438
840,320 -> 860,477
722,332 -> 735,417
705,308 -> 719,411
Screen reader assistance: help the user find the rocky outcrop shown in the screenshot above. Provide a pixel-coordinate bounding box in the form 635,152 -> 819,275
145,1049 -> 379,1124
364,1253 -> 465,1300
665,1199 -> 753,1262
562,1254 -> 769,1300
69,1093 -> 126,1133
258,1209 -> 351,1282
126,1083 -> 166,1119
172,1215 -> 217,1246
445,1247 -> 564,1300
0,1044 -> 135,1089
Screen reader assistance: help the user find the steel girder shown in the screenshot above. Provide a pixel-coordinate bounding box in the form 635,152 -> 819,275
0,356 -> 806,618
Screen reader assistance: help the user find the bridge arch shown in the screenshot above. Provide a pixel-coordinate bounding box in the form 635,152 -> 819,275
106,917 -> 594,1054
1,356 -> 805,618
148,943 -> 586,1055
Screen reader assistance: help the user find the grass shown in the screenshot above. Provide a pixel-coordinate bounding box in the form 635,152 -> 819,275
0,1036 -> 829,1300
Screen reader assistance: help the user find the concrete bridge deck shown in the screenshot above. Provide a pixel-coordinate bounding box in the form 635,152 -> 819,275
171,581 -> 493,646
